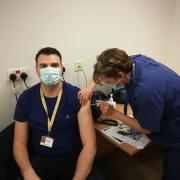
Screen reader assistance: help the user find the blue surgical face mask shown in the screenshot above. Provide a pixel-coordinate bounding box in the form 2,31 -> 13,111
40,67 -> 63,86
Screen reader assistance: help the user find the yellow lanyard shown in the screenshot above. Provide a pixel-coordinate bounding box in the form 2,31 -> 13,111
40,83 -> 62,135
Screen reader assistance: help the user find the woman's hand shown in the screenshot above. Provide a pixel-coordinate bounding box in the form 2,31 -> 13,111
96,100 -> 116,117
78,81 -> 96,106
78,88 -> 92,106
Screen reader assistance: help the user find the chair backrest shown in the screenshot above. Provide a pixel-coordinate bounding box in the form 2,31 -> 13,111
0,122 -> 20,179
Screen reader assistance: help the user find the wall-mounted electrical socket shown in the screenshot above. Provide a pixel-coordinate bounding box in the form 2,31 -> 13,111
7,67 -> 28,80
74,62 -> 83,72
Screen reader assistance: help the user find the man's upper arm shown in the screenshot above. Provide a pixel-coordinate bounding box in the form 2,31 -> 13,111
77,101 -> 96,147
14,121 -> 29,148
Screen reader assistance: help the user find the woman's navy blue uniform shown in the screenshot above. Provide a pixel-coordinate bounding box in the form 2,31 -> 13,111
125,55 -> 180,180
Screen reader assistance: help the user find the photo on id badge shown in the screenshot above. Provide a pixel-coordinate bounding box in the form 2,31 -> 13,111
40,136 -> 54,148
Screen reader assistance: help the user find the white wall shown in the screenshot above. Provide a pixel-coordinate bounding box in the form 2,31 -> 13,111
0,0 -> 176,131
167,0 -> 180,74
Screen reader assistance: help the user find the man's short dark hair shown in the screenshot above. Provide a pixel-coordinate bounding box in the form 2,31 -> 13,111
35,47 -> 62,65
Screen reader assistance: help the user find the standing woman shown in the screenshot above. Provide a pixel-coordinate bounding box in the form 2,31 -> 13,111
79,48 -> 180,180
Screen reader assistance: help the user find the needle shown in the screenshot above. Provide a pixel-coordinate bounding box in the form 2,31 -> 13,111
91,103 -> 100,107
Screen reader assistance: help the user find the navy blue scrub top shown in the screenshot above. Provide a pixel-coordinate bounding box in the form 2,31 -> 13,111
14,82 -> 82,156
126,55 -> 180,148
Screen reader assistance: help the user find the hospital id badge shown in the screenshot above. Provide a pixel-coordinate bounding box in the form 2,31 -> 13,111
40,136 -> 54,148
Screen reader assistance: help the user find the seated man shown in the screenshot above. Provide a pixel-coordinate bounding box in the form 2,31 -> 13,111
13,47 -> 97,180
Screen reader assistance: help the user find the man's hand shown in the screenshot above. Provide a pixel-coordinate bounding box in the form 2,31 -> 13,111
97,100 -> 116,117
23,168 -> 41,180
78,88 -> 92,106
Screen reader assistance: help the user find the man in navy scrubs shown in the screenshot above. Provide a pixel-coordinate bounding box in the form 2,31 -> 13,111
81,48 -> 180,180
13,47 -> 98,180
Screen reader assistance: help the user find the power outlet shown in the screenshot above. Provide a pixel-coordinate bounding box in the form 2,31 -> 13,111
74,62 -> 83,72
7,67 -> 28,80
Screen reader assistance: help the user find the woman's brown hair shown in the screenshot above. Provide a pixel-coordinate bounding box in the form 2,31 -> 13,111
93,48 -> 133,83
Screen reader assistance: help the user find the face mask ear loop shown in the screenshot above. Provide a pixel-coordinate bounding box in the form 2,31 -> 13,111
132,63 -> 135,84
126,63 -> 135,84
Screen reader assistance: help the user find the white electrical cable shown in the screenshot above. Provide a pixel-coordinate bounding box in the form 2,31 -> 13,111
12,81 -> 18,101
81,67 -> 87,87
